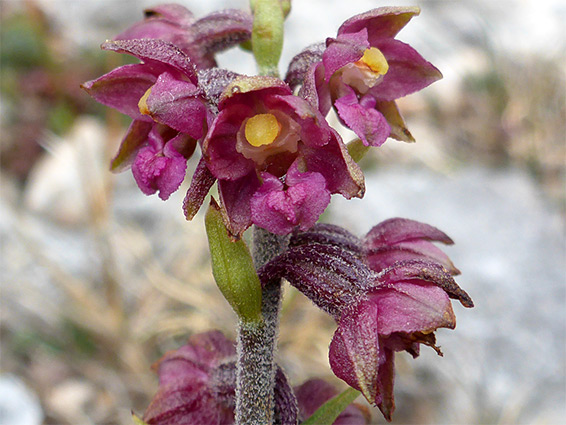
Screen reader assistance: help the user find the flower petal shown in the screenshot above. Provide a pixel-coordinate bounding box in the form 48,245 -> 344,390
300,129 -> 364,198
329,300 -> 381,405
371,281 -> 455,335
364,217 -> 455,247
323,29 -> 369,82
366,239 -> 460,275
338,7 -> 421,41
217,171 -> 261,238
379,260 -> 473,308
110,119 -> 153,172
102,39 -> 197,83
191,9 -> 252,56
81,63 -> 160,120
144,72 -> 207,139
183,157 -> 217,220
371,38 -> 442,101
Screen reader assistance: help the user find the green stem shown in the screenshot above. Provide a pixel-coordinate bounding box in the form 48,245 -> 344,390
235,226 -> 289,424
251,0 -> 284,77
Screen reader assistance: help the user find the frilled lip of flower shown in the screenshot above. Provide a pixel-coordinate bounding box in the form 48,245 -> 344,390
249,161 -> 332,235
115,5 -> 253,69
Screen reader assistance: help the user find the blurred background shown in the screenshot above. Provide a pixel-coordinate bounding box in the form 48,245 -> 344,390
1,0 -> 564,424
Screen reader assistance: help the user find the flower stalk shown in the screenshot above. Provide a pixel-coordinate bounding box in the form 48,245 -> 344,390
235,226 -> 289,424
251,0 -> 284,77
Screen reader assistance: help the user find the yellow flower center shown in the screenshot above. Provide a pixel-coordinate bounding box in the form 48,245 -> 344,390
138,87 -> 152,115
358,47 -> 389,75
244,113 -> 281,147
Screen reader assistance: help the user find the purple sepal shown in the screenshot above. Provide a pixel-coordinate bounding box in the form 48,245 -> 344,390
369,38 -> 442,102
259,241 -> 373,317
183,157 -> 217,220
337,7 -> 421,41
102,39 -> 198,82
81,63 -> 161,121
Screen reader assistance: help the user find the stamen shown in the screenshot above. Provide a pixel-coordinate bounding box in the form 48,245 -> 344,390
359,47 -> 389,75
138,87 -> 152,115
245,113 -> 281,147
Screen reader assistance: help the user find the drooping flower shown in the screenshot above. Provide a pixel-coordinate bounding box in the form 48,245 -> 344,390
286,7 -> 442,147
259,220 -> 473,420
115,4 -> 253,69
193,75 -> 364,236
82,39 -> 210,199
142,330 -> 299,425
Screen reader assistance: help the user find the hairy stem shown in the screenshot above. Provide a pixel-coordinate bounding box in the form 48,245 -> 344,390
235,226 -> 289,424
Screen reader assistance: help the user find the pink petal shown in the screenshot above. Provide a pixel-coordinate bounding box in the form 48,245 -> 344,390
323,29 -> 369,82
145,72 -> 207,139
371,282 -> 455,335
371,38 -> 442,101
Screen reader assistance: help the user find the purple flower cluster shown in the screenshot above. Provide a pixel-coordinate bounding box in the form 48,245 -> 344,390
82,4 -> 471,423
82,5 -> 436,236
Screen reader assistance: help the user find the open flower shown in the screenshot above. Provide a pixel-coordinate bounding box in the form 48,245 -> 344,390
259,220 -> 473,420
286,7 -> 442,147
115,4 -> 253,69
197,75 -> 364,236
82,39 -> 209,199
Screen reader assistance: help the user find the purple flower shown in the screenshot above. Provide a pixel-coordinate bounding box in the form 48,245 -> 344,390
115,4 -> 253,69
286,7 -> 442,147
198,75 -> 364,236
82,39 -> 209,199
142,330 -> 298,425
260,220 -> 473,420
